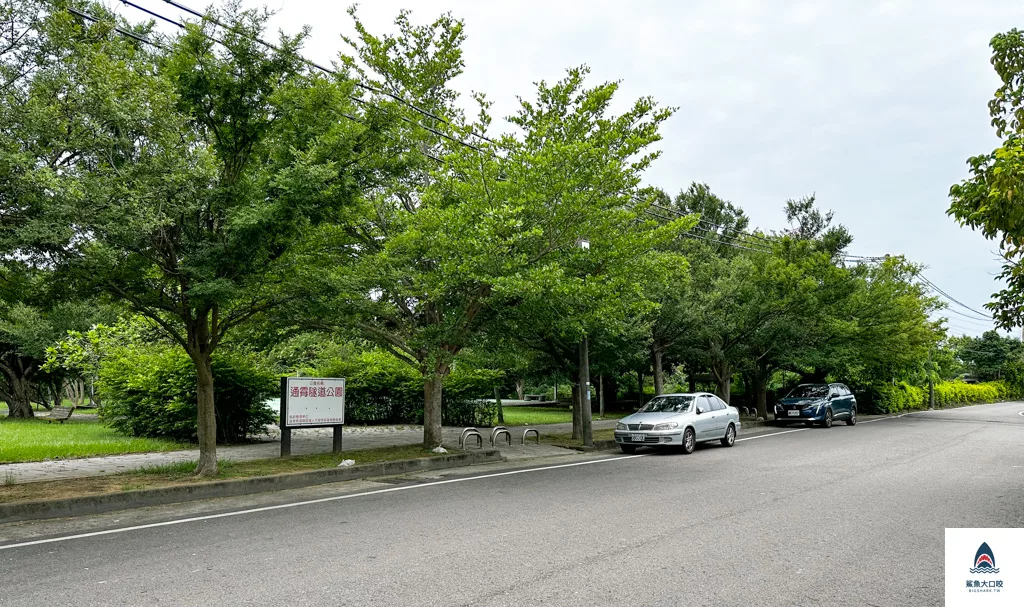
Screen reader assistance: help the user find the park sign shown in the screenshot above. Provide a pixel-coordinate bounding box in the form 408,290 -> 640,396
281,377 -> 346,427
279,377 -> 346,457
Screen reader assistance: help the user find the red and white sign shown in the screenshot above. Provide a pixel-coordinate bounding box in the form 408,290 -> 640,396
284,377 -> 345,427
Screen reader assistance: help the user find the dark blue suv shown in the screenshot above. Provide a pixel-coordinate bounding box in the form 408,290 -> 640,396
773,383 -> 857,428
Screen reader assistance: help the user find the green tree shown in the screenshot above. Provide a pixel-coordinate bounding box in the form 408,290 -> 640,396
5,5 -> 390,474
949,29 -> 1024,329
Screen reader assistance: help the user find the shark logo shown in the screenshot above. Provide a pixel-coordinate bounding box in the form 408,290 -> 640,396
970,542 -> 1000,574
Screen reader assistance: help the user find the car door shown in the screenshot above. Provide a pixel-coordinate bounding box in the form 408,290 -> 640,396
710,396 -> 729,436
693,395 -> 715,440
831,385 -> 851,419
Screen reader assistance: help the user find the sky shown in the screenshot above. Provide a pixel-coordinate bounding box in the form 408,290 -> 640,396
118,0 -> 1024,337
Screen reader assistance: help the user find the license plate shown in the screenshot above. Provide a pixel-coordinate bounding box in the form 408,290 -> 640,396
787,410 -> 800,417
630,434 -> 645,442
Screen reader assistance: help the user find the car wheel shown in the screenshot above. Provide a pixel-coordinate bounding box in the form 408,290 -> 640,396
822,408 -> 833,428
720,424 -> 736,447
846,407 -> 857,426
620,444 -> 637,454
681,427 -> 696,454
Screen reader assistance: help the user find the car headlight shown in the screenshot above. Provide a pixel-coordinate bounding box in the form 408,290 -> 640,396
653,422 -> 678,430
616,422 -> 627,431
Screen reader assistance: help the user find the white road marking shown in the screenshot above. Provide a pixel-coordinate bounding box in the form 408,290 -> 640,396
736,428 -> 808,441
1018,411 -> 1024,417
0,413 -> 917,552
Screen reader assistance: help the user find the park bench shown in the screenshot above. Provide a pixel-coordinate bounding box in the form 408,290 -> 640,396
524,394 -> 544,401
42,406 -> 75,424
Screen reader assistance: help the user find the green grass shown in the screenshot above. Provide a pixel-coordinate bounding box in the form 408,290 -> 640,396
498,405 -> 628,426
0,418 -> 186,463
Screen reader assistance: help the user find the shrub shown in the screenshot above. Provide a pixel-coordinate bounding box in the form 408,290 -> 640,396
99,347 -> 276,443
876,379 -> 1020,413
314,350 -> 500,426
875,382 -> 926,413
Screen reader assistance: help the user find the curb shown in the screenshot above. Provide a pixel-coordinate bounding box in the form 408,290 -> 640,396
0,449 -> 504,524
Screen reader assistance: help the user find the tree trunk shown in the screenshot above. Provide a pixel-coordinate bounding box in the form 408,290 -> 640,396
578,336 -> 592,446
514,377 -> 525,401
571,383 -> 581,439
423,371 -> 444,448
687,366 -> 696,393
637,370 -> 645,405
193,352 -> 218,476
652,346 -> 665,396
494,386 -> 504,425
712,359 -> 732,404
1,357 -> 36,418
752,362 -> 769,420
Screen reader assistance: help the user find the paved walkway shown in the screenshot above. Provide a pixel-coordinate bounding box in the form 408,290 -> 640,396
1,420 -> 620,484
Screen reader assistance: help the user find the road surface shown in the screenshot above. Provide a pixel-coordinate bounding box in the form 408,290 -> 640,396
2,402 -> 1022,606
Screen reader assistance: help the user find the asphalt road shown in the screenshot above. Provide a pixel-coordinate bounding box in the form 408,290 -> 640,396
2,402 -> 1023,606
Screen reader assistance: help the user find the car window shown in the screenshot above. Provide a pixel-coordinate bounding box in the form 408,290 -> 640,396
788,384 -> 829,398
695,396 -> 709,412
711,396 -> 727,411
638,395 -> 694,413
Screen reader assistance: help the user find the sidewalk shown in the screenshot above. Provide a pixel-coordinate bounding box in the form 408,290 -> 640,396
1,420 -> 621,484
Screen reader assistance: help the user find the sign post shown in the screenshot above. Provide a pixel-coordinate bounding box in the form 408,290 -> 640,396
279,377 -> 346,457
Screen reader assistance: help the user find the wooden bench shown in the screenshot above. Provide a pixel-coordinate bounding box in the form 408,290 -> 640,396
524,394 -> 545,401
42,406 -> 75,424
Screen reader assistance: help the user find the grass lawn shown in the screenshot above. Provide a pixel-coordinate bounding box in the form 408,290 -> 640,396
0,418 -> 186,464
499,405 -> 628,426
0,444 -> 447,504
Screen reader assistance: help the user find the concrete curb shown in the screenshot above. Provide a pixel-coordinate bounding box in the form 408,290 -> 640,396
0,449 -> 504,524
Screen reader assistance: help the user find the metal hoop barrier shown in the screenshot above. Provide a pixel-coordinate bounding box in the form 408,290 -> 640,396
460,427 -> 482,448
490,426 -> 511,447
461,430 -> 483,449
521,428 -> 540,445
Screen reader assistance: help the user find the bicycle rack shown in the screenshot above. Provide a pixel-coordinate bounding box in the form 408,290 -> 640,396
521,428 -> 540,445
490,426 -> 511,447
460,427 -> 483,449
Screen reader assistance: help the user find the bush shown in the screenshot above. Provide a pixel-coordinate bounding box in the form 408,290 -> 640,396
99,347 -> 276,443
876,379 -> 1021,413
315,350 -> 500,426
875,382 -> 926,413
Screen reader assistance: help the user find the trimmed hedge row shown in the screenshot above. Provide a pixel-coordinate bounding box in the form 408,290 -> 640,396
99,347 -> 276,443
876,380 -> 1020,413
315,350 -> 501,427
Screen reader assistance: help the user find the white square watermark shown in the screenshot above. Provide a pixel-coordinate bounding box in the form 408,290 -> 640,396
946,529 -> 1024,606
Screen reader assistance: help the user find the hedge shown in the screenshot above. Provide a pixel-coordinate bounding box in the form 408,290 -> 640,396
876,380 -> 1021,413
99,347 -> 276,443
315,350 -> 501,427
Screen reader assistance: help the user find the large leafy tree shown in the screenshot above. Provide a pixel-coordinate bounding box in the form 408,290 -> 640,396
949,29 -> 1024,329
5,4 -> 392,474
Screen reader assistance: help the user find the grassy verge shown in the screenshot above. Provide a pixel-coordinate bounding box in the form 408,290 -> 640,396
0,418 -> 186,463
0,444 -> 448,504
499,405 -> 627,426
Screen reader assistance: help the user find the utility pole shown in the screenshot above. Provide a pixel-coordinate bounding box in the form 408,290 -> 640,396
579,336 -> 593,447
598,373 -> 605,416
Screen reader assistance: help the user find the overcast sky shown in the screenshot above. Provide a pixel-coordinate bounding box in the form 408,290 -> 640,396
124,0 -> 1024,337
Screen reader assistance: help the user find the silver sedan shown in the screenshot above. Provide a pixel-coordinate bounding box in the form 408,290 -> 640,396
614,392 -> 741,454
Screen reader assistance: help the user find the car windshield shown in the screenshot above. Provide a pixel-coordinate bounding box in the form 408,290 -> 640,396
639,395 -> 694,413
787,384 -> 830,398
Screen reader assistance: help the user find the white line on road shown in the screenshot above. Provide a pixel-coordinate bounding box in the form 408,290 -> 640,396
0,412 -> 914,552
736,428 -> 808,441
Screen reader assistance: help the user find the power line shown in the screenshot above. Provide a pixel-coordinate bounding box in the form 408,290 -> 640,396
918,274 -> 992,320
67,7 -> 163,47
150,0 -> 502,152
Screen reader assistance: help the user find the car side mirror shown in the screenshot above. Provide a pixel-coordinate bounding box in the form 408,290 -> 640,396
830,393 -> 839,399
696,406 -> 705,415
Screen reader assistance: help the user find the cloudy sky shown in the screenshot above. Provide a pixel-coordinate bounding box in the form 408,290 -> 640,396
124,0 -> 1024,336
